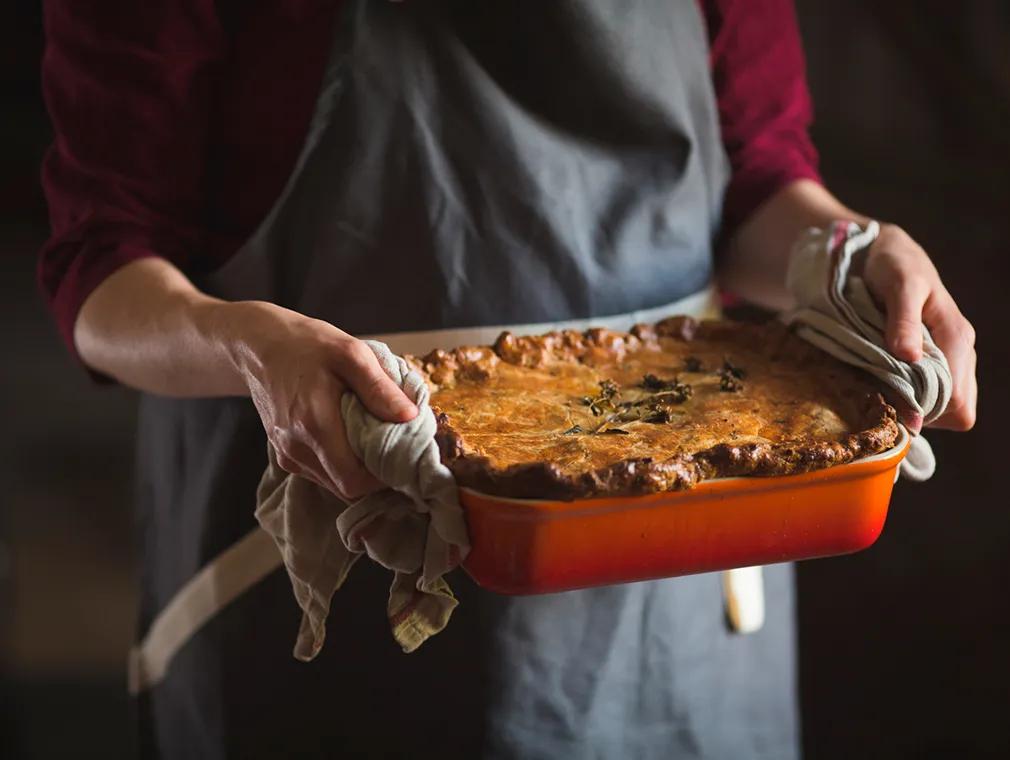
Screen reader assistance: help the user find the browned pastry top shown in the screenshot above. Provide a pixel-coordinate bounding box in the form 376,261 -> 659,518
408,317 -> 899,500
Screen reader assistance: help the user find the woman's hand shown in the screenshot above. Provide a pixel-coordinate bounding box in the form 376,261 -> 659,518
74,258 -> 416,501
860,223 -> 977,432
721,181 -> 977,435
225,301 -> 418,500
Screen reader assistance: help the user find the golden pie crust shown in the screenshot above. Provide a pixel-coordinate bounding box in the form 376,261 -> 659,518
408,317 -> 900,500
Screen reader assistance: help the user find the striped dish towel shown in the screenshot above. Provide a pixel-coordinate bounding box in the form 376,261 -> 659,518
783,221 -> 952,480
255,341 -> 470,658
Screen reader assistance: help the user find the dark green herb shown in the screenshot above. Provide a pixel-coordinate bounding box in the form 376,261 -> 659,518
641,389 -> 693,421
639,374 -> 692,403
609,408 -> 639,423
719,373 -> 743,392
598,379 -> 620,400
656,384 -> 693,404
717,358 -> 746,392
572,373 -> 695,432
640,373 -> 675,391
722,358 -> 746,379
642,409 -> 674,424
582,379 -> 622,416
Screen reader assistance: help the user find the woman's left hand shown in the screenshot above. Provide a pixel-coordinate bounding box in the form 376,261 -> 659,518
861,223 -> 977,432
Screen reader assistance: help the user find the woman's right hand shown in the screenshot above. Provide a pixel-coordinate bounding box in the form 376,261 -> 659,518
74,258 -> 415,500
223,300 -> 418,500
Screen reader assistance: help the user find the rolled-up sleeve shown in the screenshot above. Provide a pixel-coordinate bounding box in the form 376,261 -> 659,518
38,0 -> 226,362
702,0 -> 822,236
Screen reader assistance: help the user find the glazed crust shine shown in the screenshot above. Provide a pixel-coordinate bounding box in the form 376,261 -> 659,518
408,317 -> 900,501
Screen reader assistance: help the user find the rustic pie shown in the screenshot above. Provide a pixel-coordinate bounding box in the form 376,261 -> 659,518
407,317 -> 900,501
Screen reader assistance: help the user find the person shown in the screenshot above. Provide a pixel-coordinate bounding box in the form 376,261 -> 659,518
38,1 -> 977,757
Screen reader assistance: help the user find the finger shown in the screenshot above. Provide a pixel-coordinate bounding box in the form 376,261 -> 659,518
334,341 -> 418,423
932,396 -> 976,430
315,442 -> 383,500
968,352 -> 978,415
292,466 -> 336,493
274,450 -> 301,475
924,307 -> 977,431
276,438 -> 343,494
303,396 -> 385,500
881,277 -> 929,363
930,347 -> 977,431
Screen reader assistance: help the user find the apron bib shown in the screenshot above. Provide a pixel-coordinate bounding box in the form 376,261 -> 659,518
133,2 -> 798,757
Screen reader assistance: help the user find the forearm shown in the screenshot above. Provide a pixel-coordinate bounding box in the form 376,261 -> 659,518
74,255 -> 417,497
74,257 -> 270,397
718,179 -> 869,311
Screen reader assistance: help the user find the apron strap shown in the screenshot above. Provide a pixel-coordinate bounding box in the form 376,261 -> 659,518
128,527 -> 282,695
128,527 -> 765,694
723,566 -> 766,634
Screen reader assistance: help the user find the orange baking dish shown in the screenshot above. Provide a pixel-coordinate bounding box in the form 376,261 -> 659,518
460,427 -> 911,594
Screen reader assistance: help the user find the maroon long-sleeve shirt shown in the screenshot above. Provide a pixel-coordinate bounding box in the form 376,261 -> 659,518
38,0 -> 820,362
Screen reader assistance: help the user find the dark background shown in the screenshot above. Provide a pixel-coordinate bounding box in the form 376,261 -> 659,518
2,2 -> 1008,758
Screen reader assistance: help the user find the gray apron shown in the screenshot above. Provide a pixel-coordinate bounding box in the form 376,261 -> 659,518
135,1 -> 798,757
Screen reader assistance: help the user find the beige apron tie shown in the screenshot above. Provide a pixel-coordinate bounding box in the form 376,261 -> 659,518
128,284 -> 764,693
128,528 -> 282,694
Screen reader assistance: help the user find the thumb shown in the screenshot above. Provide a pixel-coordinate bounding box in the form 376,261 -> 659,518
338,342 -> 418,423
881,279 -> 928,363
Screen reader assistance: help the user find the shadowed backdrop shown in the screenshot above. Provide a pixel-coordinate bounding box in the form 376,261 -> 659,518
1,2 -> 1007,757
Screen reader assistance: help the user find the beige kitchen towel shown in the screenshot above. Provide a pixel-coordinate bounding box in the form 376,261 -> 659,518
784,221 -> 952,480
255,341 -> 470,658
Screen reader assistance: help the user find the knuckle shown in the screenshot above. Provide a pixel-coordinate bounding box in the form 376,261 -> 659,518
337,470 -> 375,500
959,319 -> 976,346
297,417 -> 321,441
338,485 -> 365,501
874,226 -> 932,274
329,338 -> 357,365
901,274 -> 930,297
359,370 -> 389,398
290,398 -> 329,432
878,223 -> 910,248
948,396 -> 976,430
269,428 -> 294,457
275,451 -> 301,474
343,339 -> 374,367
954,409 -> 976,431
882,274 -> 922,304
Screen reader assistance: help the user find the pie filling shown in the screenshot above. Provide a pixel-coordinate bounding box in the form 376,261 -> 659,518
408,317 -> 899,500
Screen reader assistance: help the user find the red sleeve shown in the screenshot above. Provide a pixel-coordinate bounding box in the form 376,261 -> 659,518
37,0 -> 227,365
701,0 -> 822,237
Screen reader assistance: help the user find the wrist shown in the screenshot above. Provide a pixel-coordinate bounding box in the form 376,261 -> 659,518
197,299 -> 285,396
204,300 -> 339,396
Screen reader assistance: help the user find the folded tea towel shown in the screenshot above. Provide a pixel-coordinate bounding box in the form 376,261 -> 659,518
783,221 -> 952,480
255,341 -> 470,657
